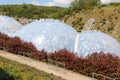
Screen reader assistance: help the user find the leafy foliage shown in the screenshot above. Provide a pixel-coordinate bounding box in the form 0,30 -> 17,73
0,68 -> 14,80
71,0 -> 101,9
110,2 -> 120,6
50,51 -> 120,79
0,32 -> 46,60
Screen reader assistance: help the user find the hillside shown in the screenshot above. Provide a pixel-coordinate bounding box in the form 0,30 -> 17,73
63,4 -> 120,42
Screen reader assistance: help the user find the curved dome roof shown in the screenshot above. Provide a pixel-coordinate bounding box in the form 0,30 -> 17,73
0,15 -> 22,36
77,31 -> 120,57
15,19 -> 77,52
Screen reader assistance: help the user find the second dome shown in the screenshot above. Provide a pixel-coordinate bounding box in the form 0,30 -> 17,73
15,19 -> 77,52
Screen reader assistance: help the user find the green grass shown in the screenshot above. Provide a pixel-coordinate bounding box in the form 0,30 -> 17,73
0,56 -> 64,80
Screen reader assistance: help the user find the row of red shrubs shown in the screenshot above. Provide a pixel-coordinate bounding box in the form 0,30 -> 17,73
0,32 -> 47,60
0,32 -> 120,79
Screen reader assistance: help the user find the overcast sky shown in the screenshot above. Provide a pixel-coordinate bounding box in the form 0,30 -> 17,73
0,0 -> 120,7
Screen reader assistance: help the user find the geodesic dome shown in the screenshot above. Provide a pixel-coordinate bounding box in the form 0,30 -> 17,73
77,31 -> 120,57
0,15 -> 22,36
15,19 -> 77,52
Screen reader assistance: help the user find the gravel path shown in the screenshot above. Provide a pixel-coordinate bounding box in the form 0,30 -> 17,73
0,50 -> 95,80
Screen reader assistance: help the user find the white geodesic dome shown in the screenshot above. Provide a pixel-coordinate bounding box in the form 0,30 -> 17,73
15,19 -> 77,52
0,15 -> 22,36
77,31 -> 120,57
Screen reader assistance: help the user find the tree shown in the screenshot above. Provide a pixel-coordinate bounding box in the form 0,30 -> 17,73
71,0 -> 101,9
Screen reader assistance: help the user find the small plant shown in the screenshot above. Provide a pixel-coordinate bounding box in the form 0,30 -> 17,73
115,16 -> 118,20
79,17 -> 83,22
108,26 -> 114,32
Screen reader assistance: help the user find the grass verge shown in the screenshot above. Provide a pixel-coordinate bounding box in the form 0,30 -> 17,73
0,56 -> 64,80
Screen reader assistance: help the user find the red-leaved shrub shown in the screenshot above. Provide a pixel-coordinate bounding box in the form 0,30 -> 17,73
49,50 -> 120,79
0,32 -> 120,79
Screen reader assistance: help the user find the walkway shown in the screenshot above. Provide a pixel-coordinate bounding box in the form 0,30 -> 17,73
0,50 -> 94,80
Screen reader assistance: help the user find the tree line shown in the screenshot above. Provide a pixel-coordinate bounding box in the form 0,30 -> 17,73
0,4 -> 72,19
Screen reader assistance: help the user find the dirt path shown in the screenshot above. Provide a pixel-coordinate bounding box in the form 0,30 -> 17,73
0,50 -> 95,80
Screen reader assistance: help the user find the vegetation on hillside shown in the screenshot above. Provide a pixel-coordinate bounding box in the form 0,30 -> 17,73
71,0 -> 101,10
0,32 -> 120,80
0,56 -> 63,80
0,4 -> 72,19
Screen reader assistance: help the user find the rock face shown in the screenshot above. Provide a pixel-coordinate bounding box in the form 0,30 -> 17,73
15,19 -> 77,52
77,31 -> 120,57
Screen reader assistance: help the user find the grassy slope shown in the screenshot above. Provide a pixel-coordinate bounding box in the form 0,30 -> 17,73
0,56 -> 63,80
64,5 -> 120,42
